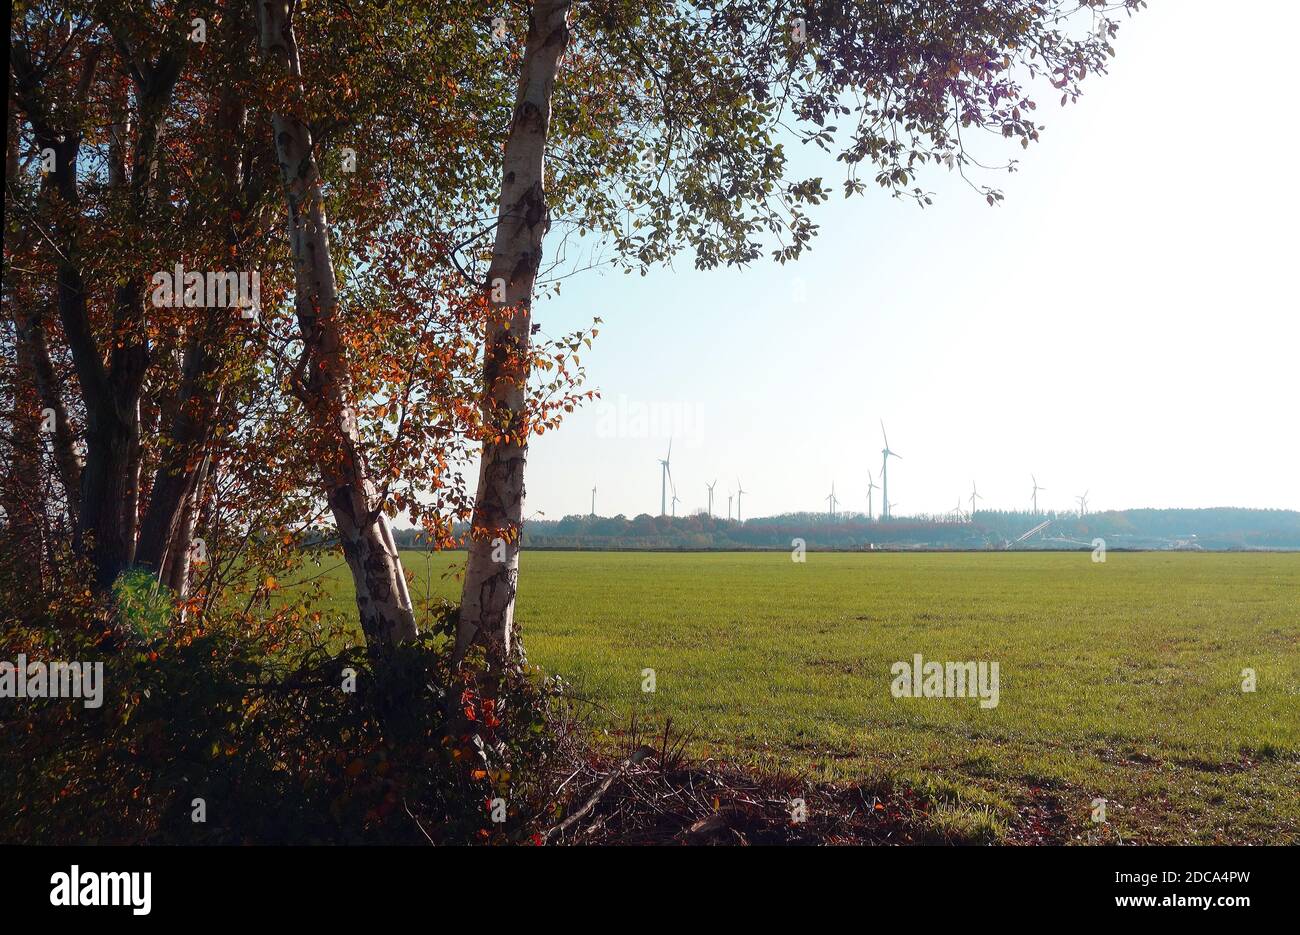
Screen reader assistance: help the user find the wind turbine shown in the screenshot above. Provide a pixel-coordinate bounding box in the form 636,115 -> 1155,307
954,497 -> 964,522
736,477 -> 747,522
880,421 -> 901,519
866,470 -> 878,521
658,438 -> 672,516
1031,475 -> 1046,515
968,481 -> 982,520
727,491 -> 733,521
670,477 -> 680,517
706,479 -> 717,517
825,481 -> 838,519
591,483 -> 597,517
1076,490 -> 1089,516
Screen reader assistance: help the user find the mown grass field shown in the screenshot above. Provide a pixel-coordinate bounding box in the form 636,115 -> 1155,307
302,550 -> 1300,844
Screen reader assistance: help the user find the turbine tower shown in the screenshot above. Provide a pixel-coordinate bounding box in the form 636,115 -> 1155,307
1076,490 -> 1089,516
670,477 -> 680,517
706,479 -> 717,517
825,481 -> 838,519
880,421 -> 901,519
968,481 -> 982,520
591,483 -> 597,517
658,438 -> 672,516
727,491 -> 733,521
736,477 -> 747,522
1031,475 -> 1046,515
866,470 -> 878,521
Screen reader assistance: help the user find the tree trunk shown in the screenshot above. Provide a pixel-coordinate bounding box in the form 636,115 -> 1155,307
7,93 -> 80,528
256,0 -> 416,650
14,307 -> 82,521
43,132 -> 145,590
456,0 -> 572,666
161,450 -> 210,601
14,43 -> 161,592
134,335 -> 224,575
136,10 -> 248,589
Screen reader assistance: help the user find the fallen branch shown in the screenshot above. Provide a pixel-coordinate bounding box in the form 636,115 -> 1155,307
544,745 -> 654,844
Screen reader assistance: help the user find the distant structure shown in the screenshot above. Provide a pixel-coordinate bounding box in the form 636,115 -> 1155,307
658,439 -> 673,516
670,478 -> 680,517
866,470 -> 878,521
969,481 -> 983,519
1031,475 -> 1046,514
1015,519 -> 1052,544
825,481 -> 838,520
591,484 -> 596,517
727,492 -> 734,521
1076,490 -> 1090,516
706,479 -> 717,517
880,421 -> 901,519
736,477 -> 747,522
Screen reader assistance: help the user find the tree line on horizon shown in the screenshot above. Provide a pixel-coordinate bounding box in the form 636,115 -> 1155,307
384,507 -> 1300,551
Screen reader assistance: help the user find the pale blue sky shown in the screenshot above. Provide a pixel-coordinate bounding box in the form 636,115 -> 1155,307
502,0 -> 1300,521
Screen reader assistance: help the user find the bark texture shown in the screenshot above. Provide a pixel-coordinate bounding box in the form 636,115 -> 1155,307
456,0 -> 572,665
256,0 -> 416,649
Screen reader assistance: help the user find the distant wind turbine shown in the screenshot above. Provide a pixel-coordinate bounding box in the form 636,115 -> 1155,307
866,470 -> 878,521
670,477 -> 680,517
1076,490 -> 1089,516
880,421 -> 901,519
1031,475 -> 1046,515
706,479 -> 717,517
736,477 -> 747,522
727,491 -> 733,521
591,483 -> 597,517
825,481 -> 838,519
658,438 -> 672,516
969,481 -> 983,520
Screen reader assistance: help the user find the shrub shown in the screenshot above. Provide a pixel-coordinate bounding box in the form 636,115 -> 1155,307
0,596 -> 566,844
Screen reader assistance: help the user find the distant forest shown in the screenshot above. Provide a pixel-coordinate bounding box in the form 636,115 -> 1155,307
390,508 -> 1300,552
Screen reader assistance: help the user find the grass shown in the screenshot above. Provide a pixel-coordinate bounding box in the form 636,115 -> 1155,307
297,550 -> 1300,844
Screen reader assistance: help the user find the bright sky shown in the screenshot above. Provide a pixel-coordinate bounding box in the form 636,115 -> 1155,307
495,0 -> 1300,521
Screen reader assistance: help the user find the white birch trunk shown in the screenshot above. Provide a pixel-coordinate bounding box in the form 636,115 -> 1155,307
456,0 -> 572,665
256,0 -> 417,649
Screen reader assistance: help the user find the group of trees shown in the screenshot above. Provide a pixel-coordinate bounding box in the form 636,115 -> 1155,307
508,508 -> 1300,551
4,0 -> 1142,676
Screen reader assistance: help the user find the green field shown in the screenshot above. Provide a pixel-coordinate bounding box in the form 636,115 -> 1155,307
305,550 -> 1300,844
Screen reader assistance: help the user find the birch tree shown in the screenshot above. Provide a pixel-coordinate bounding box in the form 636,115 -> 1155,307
254,0 -> 419,648
455,0 -> 1143,663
